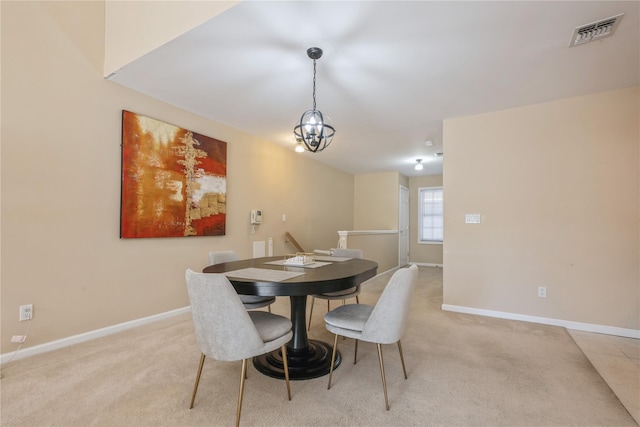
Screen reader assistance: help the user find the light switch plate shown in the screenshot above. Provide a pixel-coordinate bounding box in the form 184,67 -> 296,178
465,214 -> 481,224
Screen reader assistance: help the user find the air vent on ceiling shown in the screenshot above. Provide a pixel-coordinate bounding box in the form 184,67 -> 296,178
569,13 -> 624,47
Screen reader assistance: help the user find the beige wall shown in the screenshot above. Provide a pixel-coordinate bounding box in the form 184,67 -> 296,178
354,172 -> 401,229
443,87 -> 639,330
0,1 -> 353,352
352,172 -> 404,270
346,233 -> 398,273
409,174 -> 443,265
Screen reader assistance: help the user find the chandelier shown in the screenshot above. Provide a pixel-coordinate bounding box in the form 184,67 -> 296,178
293,47 -> 335,153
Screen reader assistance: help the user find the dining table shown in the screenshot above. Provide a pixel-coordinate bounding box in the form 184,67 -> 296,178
202,255 -> 378,380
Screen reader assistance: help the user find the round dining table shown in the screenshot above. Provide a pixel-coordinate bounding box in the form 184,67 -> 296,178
203,255 -> 377,380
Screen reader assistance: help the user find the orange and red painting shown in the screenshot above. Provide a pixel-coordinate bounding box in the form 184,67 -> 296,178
120,111 -> 227,238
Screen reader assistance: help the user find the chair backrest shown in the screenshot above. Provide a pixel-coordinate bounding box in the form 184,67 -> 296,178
331,248 -> 363,259
331,248 -> 364,291
208,250 -> 239,265
360,265 -> 418,344
185,269 -> 266,361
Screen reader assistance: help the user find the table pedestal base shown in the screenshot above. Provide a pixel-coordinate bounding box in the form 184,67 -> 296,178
253,339 -> 341,380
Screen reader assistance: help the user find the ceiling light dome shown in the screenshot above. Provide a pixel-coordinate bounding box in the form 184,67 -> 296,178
415,159 -> 424,170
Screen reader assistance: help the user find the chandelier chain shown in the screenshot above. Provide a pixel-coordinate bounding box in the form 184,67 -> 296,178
312,59 -> 317,110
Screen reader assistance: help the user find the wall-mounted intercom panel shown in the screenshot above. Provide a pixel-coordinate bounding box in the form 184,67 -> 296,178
250,210 -> 263,225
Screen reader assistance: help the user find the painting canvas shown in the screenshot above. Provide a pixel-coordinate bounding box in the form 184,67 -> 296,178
121,111 -> 227,238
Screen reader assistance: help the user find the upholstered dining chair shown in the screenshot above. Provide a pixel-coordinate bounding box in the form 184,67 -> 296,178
208,250 -> 275,311
185,269 -> 292,427
307,248 -> 363,330
324,264 -> 418,410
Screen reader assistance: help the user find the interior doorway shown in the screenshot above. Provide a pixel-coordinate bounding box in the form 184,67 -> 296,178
399,185 -> 409,265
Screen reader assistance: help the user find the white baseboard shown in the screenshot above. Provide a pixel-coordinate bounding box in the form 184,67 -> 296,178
441,304 -> 640,339
1,306 -> 191,365
6,299 -> 634,366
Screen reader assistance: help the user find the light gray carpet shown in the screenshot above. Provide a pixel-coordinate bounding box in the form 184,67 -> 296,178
1,267 -> 635,426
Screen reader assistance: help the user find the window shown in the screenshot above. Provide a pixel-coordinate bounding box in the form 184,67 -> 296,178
418,187 -> 443,243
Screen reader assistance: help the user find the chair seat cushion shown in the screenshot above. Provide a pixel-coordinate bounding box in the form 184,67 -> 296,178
248,311 -> 292,342
239,295 -> 276,309
324,304 -> 374,333
313,287 -> 359,299
239,295 -> 274,304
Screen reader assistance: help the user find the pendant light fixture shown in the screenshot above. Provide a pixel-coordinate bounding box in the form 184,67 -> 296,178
415,159 -> 424,170
293,47 -> 335,152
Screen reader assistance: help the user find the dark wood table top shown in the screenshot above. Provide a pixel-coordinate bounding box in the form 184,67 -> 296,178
202,256 -> 378,297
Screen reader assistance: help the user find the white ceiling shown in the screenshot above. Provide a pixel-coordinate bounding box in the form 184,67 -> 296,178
110,1 -> 639,178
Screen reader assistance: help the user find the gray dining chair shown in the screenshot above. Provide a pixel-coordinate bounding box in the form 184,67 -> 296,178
324,264 -> 419,410
307,248 -> 363,330
209,250 -> 276,311
185,269 -> 292,427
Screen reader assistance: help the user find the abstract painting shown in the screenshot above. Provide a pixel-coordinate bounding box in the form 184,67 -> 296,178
121,110 -> 227,238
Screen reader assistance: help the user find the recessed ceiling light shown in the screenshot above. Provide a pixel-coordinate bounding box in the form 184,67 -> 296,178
425,140 -> 434,146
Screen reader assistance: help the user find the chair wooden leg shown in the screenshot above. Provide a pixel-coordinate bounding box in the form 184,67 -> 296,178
281,345 -> 291,400
268,304 -> 272,313
356,295 -> 360,304
327,334 -> 339,390
189,353 -> 206,409
236,359 -> 248,427
327,300 -> 330,311
397,340 -> 408,379
354,339 -> 358,364
377,343 -> 390,411
308,297 -> 315,330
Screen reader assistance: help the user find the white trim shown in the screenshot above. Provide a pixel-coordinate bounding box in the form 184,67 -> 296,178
337,230 -> 398,235
0,306 -> 191,365
337,230 -> 398,249
413,262 -> 443,268
442,304 -> 640,339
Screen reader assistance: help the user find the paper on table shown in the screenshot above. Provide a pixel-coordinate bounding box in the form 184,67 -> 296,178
313,256 -> 351,262
223,268 -> 304,282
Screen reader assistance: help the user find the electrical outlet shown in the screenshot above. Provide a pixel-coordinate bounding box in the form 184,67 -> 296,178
19,304 -> 33,321
538,287 -> 547,298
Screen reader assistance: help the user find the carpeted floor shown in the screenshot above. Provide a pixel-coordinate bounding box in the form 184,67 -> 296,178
1,267 -> 636,426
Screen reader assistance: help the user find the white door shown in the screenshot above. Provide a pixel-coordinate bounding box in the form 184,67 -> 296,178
398,185 -> 409,266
